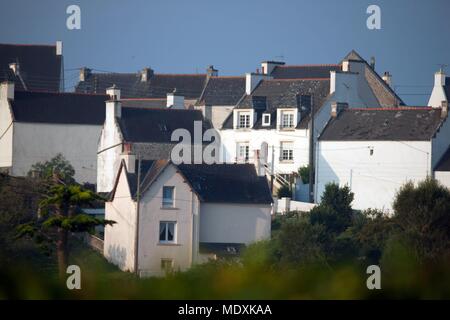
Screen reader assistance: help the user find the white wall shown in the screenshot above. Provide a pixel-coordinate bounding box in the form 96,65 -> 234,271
199,202 -> 272,245
435,171 -> 450,189
12,122 -> 101,183
97,120 -> 123,192
137,164 -> 197,277
220,128 -> 309,175
104,168 -> 137,272
0,98 -> 13,169
316,140 -> 431,212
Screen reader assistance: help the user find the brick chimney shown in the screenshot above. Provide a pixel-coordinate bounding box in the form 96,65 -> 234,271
331,102 -> 348,118
79,67 -> 91,82
167,89 -> 184,109
140,67 -> 153,82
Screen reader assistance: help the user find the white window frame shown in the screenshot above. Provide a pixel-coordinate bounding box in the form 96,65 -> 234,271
236,142 -> 250,162
162,186 -> 175,208
159,221 -> 176,244
262,113 -> 271,126
280,141 -> 294,161
238,112 -> 251,128
281,112 -> 295,129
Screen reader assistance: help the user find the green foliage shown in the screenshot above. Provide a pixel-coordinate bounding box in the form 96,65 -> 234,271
298,165 -> 310,184
28,153 -> 75,184
393,178 -> 450,262
277,185 -> 291,198
310,183 -> 354,234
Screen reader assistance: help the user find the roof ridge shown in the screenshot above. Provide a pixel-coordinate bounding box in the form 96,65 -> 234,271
278,64 -> 340,68
0,43 -> 56,47
349,107 -> 434,111
265,78 -> 330,82
15,89 -> 108,96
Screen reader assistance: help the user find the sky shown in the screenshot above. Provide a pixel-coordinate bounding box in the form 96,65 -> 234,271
0,0 -> 449,105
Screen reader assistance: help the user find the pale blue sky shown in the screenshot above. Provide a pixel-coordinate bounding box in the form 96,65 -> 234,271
0,0 -> 449,105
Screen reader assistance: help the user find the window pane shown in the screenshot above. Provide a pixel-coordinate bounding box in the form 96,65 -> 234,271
168,223 -> 174,241
159,222 -> 167,241
162,186 -> 174,207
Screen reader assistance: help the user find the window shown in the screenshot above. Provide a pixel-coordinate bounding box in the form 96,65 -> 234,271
237,142 -> 250,162
281,112 -> 295,128
162,186 -> 174,208
159,221 -> 176,243
280,142 -> 294,161
238,112 -> 250,128
161,259 -> 174,273
262,113 -> 271,126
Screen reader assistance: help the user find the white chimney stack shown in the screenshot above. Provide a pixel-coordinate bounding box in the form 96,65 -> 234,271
140,67 -> 153,82
121,152 -> 136,174
79,67 -> 91,82
106,85 -> 122,120
382,71 -> 392,87
260,61 -> 285,75
56,41 -> 63,56
428,69 -> 448,108
8,63 -> 20,76
167,89 -> 184,109
331,102 -> 348,118
0,81 -> 14,101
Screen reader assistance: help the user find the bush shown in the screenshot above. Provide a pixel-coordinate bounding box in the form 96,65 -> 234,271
298,165 -> 310,184
277,185 -> 291,198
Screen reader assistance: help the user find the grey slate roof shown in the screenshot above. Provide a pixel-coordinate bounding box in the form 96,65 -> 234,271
196,76 -> 246,106
118,108 -> 210,143
0,43 -> 61,91
319,108 -> 444,141
10,91 -> 107,125
75,72 -> 207,99
270,65 -> 341,79
116,160 -> 273,205
121,98 -> 167,109
222,79 -> 330,129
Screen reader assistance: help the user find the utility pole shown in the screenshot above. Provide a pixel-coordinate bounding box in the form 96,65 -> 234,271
308,97 -> 315,203
134,155 -> 142,276
270,145 -> 275,194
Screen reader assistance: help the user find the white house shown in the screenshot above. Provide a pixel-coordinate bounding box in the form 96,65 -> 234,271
96,86 -> 212,193
315,101 -> 450,212
219,51 -> 404,194
104,158 -> 273,277
0,81 -> 107,184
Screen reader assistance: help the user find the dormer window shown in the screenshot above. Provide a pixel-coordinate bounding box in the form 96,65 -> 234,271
262,113 -> 271,126
238,111 -> 251,128
281,111 -> 295,129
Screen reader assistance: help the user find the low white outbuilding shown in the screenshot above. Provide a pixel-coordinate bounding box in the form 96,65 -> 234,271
104,159 -> 273,277
315,102 -> 450,212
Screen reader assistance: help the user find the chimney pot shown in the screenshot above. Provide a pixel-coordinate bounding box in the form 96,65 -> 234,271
56,41 -> 63,56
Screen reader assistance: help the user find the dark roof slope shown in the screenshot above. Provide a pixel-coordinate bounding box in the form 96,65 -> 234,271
445,77 -> 450,102
197,76 -> 245,106
118,108 -> 210,143
0,43 -> 61,91
121,98 -> 166,109
76,72 -> 207,99
319,107 -> 444,141
223,79 -> 330,129
10,91 -> 107,125
177,163 -> 273,204
270,65 -> 341,79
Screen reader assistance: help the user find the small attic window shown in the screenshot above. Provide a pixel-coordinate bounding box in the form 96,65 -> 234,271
262,114 -> 271,126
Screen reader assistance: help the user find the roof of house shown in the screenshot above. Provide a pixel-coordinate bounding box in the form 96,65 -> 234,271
75,72 -> 207,99
9,90 -> 107,125
120,98 -> 167,109
445,77 -> 450,101
435,146 -> 450,171
115,160 -> 273,205
222,78 -> 330,129
118,108 -> 210,143
0,43 -> 61,91
319,107 -> 444,141
270,64 -> 341,79
341,50 -> 404,107
196,76 -> 246,106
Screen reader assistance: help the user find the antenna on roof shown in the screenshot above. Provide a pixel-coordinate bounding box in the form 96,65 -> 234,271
437,64 -> 448,73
